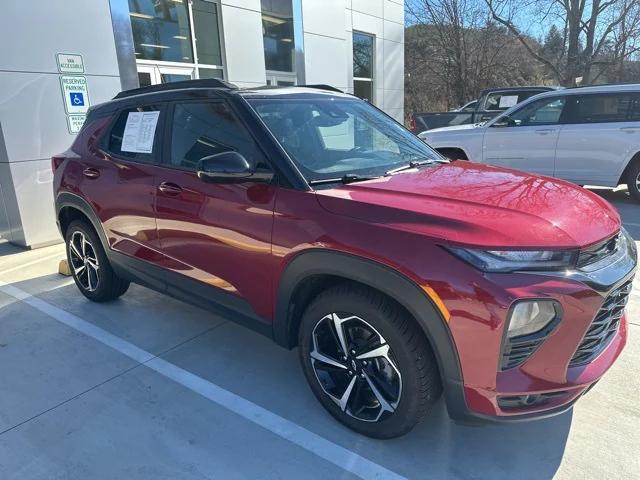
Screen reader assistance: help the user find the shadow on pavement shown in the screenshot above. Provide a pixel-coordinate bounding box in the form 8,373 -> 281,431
2,270 -> 573,480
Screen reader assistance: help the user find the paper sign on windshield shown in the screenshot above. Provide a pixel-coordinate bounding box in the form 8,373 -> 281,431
121,111 -> 160,153
498,95 -> 519,108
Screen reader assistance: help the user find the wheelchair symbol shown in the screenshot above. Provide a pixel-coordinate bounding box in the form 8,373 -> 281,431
69,92 -> 85,107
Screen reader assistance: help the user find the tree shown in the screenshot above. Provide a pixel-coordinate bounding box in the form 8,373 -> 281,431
484,0 -> 640,86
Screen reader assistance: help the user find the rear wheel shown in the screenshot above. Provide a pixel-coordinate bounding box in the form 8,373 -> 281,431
298,284 -> 441,438
626,160 -> 640,202
65,220 -> 130,302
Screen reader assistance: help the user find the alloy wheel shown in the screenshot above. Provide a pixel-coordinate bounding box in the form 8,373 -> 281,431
309,312 -> 402,422
68,231 -> 100,292
636,171 -> 640,191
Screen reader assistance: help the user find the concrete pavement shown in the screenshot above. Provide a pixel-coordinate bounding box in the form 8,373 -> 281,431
0,188 -> 638,479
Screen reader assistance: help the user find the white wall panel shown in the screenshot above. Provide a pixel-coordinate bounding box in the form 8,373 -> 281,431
0,0 -> 119,75
221,0 -> 261,11
303,34 -> 348,89
383,0 -> 404,24
352,0 -> 384,18
383,19 -> 404,43
352,11 -> 384,37
221,5 -> 267,85
302,0 -> 347,39
382,39 -> 404,91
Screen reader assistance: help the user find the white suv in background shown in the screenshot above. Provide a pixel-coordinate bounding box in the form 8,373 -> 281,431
419,84 -> 640,201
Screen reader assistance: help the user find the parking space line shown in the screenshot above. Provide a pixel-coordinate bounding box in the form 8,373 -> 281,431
0,280 -> 406,480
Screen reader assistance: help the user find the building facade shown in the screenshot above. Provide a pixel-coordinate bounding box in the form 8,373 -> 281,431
0,0 -> 404,248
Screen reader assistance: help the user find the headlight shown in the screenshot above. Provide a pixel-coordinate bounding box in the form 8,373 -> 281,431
507,300 -> 560,339
447,247 -> 576,272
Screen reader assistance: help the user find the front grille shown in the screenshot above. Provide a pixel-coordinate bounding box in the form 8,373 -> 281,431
577,233 -> 619,268
569,280 -> 632,366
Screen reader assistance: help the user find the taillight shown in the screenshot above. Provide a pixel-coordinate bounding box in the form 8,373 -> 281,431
408,116 -> 416,132
51,155 -> 65,172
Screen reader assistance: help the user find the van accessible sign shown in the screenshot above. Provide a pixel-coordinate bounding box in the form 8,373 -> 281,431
60,75 -> 90,115
56,53 -> 84,74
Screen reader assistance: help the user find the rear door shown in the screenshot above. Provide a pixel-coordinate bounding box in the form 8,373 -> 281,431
482,95 -> 567,177
154,99 -> 277,319
88,104 -> 165,260
554,92 -> 640,186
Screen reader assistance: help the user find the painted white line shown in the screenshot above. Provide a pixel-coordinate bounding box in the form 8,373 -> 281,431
0,252 -> 64,276
0,281 -> 406,480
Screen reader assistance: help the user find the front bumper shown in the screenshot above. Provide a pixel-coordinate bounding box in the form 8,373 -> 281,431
442,236 -> 636,423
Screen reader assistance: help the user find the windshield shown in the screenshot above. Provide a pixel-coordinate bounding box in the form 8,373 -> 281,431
246,96 -> 442,182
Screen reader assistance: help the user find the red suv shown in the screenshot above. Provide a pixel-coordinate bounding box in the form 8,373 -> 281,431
53,80 -> 636,438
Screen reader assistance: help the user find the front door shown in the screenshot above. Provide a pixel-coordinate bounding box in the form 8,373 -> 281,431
482,96 -> 567,177
154,100 -> 277,319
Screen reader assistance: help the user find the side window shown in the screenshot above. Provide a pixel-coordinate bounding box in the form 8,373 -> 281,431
169,102 -> 266,170
570,93 -> 634,123
106,105 -> 162,163
508,97 -> 566,126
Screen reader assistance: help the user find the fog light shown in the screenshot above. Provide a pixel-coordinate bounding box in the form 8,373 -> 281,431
507,301 -> 558,338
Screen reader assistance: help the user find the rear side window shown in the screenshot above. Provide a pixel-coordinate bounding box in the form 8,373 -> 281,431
106,105 -> 162,162
569,93 -> 634,123
168,102 -> 266,170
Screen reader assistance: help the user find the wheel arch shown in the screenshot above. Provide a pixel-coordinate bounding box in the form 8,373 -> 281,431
617,151 -> 640,185
56,192 -> 109,248
274,249 -> 465,412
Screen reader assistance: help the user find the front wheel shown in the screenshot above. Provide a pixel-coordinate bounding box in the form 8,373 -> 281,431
298,284 -> 441,438
626,161 -> 640,202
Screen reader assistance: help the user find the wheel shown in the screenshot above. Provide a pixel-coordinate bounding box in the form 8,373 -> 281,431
65,220 -> 130,302
298,284 -> 441,438
626,160 -> 640,202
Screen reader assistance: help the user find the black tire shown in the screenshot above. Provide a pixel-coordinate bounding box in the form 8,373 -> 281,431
626,160 -> 640,202
65,220 -> 130,302
298,284 -> 441,438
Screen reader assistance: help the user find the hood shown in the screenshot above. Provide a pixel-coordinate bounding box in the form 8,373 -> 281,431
419,123 -> 480,136
315,161 -> 620,249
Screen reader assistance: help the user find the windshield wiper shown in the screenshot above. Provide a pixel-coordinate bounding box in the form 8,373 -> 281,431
308,174 -> 381,186
385,158 -> 444,175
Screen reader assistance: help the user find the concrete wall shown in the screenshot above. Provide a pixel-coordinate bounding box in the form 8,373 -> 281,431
0,0 -> 123,247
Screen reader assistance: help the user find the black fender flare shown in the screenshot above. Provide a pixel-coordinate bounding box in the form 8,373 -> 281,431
55,192 -> 109,248
274,249 -> 467,417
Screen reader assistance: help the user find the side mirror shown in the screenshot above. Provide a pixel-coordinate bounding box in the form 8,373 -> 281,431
492,116 -> 516,128
196,151 -> 273,184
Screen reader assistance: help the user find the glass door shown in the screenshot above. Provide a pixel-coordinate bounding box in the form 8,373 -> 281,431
136,65 -> 195,86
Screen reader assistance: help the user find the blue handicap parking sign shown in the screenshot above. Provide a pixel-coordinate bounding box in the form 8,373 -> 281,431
69,92 -> 85,106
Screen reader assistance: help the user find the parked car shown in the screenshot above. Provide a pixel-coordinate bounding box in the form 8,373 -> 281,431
419,83 -> 640,201
409,86 -> 557,134
53,80 -> 636,438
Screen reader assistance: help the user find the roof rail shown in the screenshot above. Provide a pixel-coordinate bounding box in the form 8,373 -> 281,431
298,84 -> 344,93
113,79 -> 238,100
567,81 -> 640,89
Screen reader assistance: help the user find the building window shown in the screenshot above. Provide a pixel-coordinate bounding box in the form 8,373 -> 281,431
129,0 -> 224,84
129,0 -> 194,63
261,0 -> 295,73
353,32 -> 374,103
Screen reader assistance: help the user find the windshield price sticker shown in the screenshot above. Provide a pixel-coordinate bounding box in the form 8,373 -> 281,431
121,111 -> 161,153
499,95 -> 519,108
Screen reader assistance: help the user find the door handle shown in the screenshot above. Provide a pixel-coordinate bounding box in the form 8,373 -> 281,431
620,126 -> 640,132
158,181 -> 183,195
535,128 -> 555,135
83,167 -> 100,179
